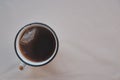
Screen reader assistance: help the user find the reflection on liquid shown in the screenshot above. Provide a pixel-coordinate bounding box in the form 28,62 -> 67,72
20,28 -> 36,44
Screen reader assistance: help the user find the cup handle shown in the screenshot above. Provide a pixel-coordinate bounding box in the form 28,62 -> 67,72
19,63 -> 26,70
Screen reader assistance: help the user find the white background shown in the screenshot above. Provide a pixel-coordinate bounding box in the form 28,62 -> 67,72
0,0 -> 120,80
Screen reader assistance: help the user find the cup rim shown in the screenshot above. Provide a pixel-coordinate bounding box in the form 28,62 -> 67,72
14,22 -> 59,67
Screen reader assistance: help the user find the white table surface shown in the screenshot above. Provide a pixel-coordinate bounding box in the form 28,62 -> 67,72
0,0 -> 120,80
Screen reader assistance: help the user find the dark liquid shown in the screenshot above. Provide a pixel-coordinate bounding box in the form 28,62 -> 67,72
19,26 -> 56,62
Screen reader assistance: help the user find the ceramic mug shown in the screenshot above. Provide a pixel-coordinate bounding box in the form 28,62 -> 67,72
14,22 -> 59,70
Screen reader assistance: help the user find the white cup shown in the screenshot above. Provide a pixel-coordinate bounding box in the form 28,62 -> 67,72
14,23 -> 59,69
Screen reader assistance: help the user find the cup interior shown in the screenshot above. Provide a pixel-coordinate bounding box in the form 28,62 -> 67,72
14,23 -> 59,66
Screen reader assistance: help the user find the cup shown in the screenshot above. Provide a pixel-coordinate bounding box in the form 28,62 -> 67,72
14,22 -> 59,70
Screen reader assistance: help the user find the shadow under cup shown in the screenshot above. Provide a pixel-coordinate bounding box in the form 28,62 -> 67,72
14,23 -> 59,66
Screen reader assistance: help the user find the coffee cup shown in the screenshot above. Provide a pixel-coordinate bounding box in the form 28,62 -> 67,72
14,22 -> 59,70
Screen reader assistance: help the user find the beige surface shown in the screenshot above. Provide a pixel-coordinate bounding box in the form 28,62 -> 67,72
0,0 -> 120,80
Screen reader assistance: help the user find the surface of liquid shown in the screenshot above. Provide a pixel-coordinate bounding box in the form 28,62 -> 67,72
19,26 -> 56,62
